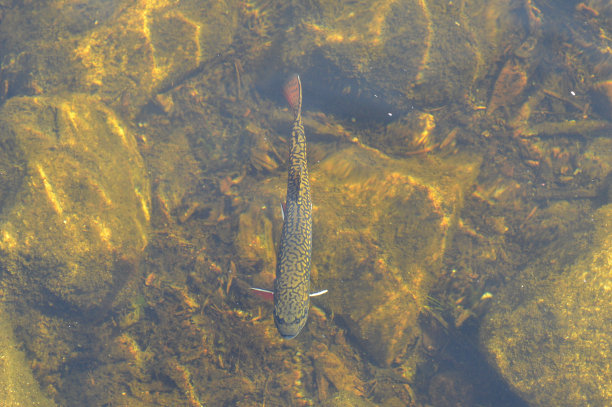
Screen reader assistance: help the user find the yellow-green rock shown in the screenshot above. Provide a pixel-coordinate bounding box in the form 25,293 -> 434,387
481,203 -> 612,406
0,0 -> 237,118
312,146 -> 479,366
0,94 -> 150,310
73,0 -> 237,118
0,305 -> 56,407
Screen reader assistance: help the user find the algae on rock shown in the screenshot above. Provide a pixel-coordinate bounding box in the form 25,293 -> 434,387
481,203 -> 612,406
0,94 -> 150,310
0,305 -> 56,407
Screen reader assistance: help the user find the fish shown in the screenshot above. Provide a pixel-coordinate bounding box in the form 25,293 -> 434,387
251,74 -> 327,339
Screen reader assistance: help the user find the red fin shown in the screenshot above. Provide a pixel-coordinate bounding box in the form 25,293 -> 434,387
283,74 -> 302,117
250,287 -> 274,302
281,201 -> 286,220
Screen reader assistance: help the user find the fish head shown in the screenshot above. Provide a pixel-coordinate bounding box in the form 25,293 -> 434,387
275,318 -> 307,339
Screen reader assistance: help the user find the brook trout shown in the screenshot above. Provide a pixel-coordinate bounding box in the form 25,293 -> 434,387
251,74 -> 326,339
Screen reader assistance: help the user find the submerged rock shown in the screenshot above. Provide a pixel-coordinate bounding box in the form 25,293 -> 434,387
73,0 -> 237,118
0,305 -> 56,407
320,390 -> 378,407
428,369 -> 475,407
481,203 -> 612,406
280,0 -> 523,115
0,0 -> 237,118
0,94 -> 150,310
313,146 -> 479,366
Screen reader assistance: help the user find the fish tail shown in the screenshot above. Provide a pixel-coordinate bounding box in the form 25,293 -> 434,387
283,74 -> 302,119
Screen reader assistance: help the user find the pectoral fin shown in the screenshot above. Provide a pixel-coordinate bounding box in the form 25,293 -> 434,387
250,287 -> 274,301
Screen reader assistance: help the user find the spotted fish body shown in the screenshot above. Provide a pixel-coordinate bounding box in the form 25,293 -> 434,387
274,74 -> 312,339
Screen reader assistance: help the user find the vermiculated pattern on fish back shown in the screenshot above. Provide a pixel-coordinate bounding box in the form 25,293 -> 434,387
273,75 -> 312,338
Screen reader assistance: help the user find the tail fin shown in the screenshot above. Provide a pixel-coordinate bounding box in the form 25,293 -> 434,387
283,74 -> 302,120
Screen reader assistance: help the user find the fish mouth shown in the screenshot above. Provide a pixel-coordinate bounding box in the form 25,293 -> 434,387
275,318 -> 305,339
277,325 -> 302,339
